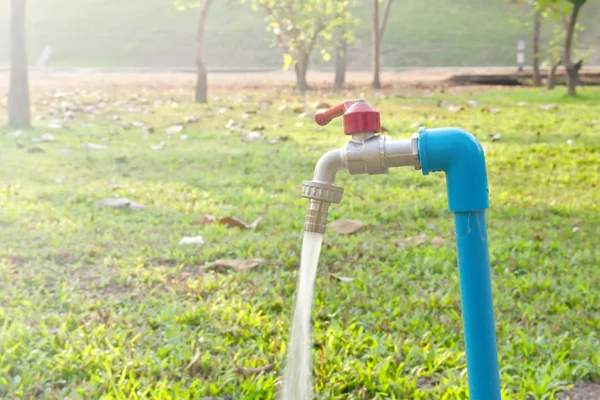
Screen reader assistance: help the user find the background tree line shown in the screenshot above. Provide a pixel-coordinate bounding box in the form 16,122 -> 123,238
7,0 -> 592,128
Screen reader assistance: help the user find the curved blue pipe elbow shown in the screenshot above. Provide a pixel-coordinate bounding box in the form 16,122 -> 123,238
418,127 -> 489,212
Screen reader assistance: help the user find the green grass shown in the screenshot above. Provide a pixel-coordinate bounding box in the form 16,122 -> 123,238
0,0 -> 599,68
0,84 -> 599,399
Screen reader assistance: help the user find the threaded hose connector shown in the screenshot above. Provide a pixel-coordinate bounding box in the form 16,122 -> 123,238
301,181 -> 343,204
301,181 -> 343,233
304,199 -> 330,233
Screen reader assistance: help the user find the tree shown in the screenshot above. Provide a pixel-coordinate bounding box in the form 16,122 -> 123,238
505,0 -> 543,86
370,0 -> 393,89
175,0 -> 213,103
251,0 -> 352,92
539,0 -> 588,95
333,32 -> 347,91
333,6 -> 358,91
8,0 -> 31,128
532,6 -> 542,86
562,0 -> 585,95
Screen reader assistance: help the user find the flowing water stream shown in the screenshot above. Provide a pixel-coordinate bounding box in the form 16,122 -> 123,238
281,231 -> 324,400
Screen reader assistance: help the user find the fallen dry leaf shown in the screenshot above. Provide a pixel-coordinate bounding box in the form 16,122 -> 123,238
178,236 -> 204,246
185,351 -> 201,371
107,184 -> 127,190
395,233 -> 427,247
489,134 -> 502,142
242,132 -> 264,142
447,105 -> 464,113
83,142 -> 107,151
183,116 -> 199,124
431,236 -> 446,246
299,111 -> 314,119
166,125 -> 183,134
540,103 -> 558,110
202,258 -> 267,272
7,130 -> 24,138
267,135 -> 289,144
96,198 -> 145,210
32,133 -> 56,143
330,274 -> 355,283
48,120 -> 63,129
218,216 -> 261,229
235,363 -> 275,376
329,219 -> 362,235
314,101 -> 331,110
225,119 -> 242,129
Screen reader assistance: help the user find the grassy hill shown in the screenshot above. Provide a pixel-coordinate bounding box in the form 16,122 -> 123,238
0,0 -> 598,69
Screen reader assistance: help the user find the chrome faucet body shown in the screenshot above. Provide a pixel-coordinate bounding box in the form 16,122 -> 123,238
302,100 -> 419,233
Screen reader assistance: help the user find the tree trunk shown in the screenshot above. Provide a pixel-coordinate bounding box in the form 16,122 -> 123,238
566,65 -> 578,95
294,63 -> 301,85
532,8 -> 542,87
334,38 -> 347,91
195,65 -> 207,104
547,59 -> 561,90
564,2 -> 582,96
371,0 -> 381,89
296,52 -> 309,92
195,0 -> 212,103
574,58 -> 583,85
8,0 -> 31,128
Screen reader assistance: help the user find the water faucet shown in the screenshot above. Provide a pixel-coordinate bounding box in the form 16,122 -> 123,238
301,99 -> 420,233
300,99 -> 502,399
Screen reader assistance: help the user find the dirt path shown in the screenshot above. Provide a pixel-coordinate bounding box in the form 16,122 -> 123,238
0,68 -> 511,95
2,66 -> 598,98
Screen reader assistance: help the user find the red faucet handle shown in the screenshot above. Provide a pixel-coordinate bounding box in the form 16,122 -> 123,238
314,101 -> 356,126
314,99 -> 380,135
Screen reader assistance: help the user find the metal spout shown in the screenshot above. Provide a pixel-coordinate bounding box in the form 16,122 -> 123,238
301,133 -> 420,233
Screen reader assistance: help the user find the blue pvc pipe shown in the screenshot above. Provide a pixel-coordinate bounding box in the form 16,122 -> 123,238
454,210 -> 501,400
418,127 -> 501,399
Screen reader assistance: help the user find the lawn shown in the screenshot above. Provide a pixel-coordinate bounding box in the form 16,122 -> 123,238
0,83 -> 599,399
